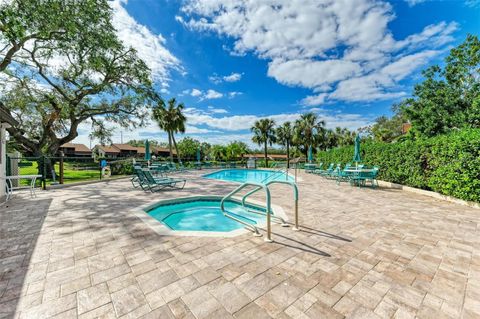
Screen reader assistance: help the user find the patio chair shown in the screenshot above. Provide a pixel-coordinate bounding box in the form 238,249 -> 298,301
335,163 -> 353,185
315,163 -> 334,177
326,164 -> 342,179
312,163 -> 323,175
141,169 -> 186,192
131,168 -> 150,190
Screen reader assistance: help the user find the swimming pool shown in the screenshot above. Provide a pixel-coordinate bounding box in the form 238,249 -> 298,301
203,169 -> 293,184
146,197 -> 266,232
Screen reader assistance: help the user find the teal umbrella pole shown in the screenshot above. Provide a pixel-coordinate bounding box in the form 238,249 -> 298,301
196,148 -> 201,162
353,135 -> 361,166
144,139 -> 151,165
307,145 -> 313,163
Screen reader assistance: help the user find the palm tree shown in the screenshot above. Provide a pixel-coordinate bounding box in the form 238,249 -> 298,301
152,98 -> 186,162
251,118 -> 276,167
293,112 -> 326,157
276,122 -> 294,168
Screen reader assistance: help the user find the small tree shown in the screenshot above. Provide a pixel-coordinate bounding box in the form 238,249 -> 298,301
152,98 -> 187,162
251,118 -> 276,167
293,113 -> 326,157
276,122 -> 294,168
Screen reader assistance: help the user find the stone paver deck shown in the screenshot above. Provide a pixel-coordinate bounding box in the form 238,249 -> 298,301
1,170 -> 479,319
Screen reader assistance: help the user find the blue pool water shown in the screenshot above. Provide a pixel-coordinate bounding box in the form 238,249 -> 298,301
147,199 -> 265,232
203,169 -> 293,184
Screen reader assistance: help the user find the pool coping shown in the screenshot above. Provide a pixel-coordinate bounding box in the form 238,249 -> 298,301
130,195 -> 289,238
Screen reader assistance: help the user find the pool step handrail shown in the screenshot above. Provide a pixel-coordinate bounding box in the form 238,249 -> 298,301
220,182 -> 272,241
241,180 -> 299,231
261,163 -> 289,183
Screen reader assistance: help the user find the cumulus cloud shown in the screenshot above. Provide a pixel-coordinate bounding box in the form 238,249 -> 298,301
111,0 -> 180,83
185,88 -> 242,100
223,72 -> 242,82
404,0 -> 429,6
190,88 -> 203,97
300,93 -> 328,107
204,89 -> 223,99
207,106 -> 229,114
209,72 -> 242,84
184,107 -> 370,132
178,0 -> 457,103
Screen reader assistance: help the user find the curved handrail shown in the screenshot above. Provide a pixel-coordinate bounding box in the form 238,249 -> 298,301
220,182 -> 272,241
241,180 -> 299,231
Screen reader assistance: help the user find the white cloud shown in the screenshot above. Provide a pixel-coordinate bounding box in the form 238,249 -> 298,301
184,107 -> 370,132
204,89 -> 223,99
190,88 -> 203,97
178,0 -> 457,104
209,72 -> 242,84
223,72 -> 242,82
207,106 -> 229,114
300,93 -> 328,107
404,0 -> 428,6
185,88 -> 230,100
228,91 -> 242,98
111,0 -> 180,83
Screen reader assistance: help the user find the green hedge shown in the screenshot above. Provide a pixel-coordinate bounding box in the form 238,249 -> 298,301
316,129 -> 480,202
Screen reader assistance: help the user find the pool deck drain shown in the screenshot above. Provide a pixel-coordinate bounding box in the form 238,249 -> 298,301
1,169 -> 479,318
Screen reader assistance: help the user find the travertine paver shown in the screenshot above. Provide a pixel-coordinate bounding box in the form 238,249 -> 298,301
1,169 -> 480,318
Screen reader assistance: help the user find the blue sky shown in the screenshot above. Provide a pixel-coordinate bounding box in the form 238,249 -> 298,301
76,0 -> 479,147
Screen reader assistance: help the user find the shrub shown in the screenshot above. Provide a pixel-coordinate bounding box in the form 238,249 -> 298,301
109,160 -> 133,176
317,129 -> 480,202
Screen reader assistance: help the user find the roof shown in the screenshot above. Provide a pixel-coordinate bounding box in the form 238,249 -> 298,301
112,143 -> 139,151
60,143 -> 91,153
152,146 -> 176,154
243,153 -> 287,159
95,145 -> 120,153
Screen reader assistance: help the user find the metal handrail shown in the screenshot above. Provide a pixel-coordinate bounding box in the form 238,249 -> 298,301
220,182 -> 272,241
241,180 -> 299,231
261,163 -> 289,183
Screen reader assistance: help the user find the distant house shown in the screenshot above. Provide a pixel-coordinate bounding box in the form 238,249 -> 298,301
242,154 -> 287,160
59,143 -> 92,157
92,144 -> 178,160
152,146 -> 176,158
93,145 -> 120,159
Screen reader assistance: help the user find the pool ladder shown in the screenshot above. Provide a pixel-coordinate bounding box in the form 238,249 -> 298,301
220,180 -> 299,242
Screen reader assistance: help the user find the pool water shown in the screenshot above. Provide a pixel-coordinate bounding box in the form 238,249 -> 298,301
147,199 -> 265,232
203,169 -> 293,184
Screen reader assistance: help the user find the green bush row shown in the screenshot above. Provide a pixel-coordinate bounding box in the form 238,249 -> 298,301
316,129 -> 480,202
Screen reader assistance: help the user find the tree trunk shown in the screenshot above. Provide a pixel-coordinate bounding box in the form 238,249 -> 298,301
264,142 -> 268,168
286,142 -> 290,168
172,133 -> 181,163
167,131 -> 173,162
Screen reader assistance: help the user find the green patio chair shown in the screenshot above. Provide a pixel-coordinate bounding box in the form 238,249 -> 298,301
317,163 -> 334,177
141,169 -> 186,192
350,166 -> 379,188
335,163 -> 353,184
327,164 -> 342,179
131,168 -> 150,190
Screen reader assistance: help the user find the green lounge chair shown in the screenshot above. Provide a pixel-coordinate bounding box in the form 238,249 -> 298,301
141,169 -> 186,191
132,168 -> 150,190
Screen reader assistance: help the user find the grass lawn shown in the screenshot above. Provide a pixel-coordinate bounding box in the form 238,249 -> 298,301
17,161 -> 103,186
